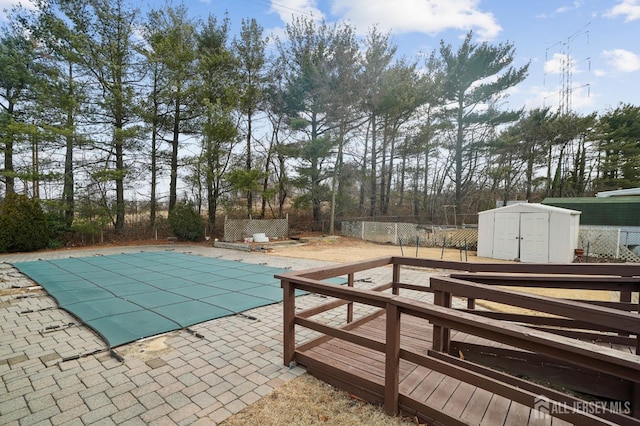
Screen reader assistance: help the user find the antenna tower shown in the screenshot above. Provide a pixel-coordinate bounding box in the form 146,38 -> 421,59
544,23 -> 591,115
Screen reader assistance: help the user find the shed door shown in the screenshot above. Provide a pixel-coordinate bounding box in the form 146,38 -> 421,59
493,213 -> 520,260
520,213 -> 549,263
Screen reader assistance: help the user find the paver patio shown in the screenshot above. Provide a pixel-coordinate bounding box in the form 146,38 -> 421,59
0,244 -> 444,424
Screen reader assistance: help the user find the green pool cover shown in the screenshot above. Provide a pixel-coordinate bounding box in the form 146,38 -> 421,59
13,251 -> 329,348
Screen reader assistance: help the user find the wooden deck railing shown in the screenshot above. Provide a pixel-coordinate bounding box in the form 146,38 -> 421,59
277,257 -> 640,425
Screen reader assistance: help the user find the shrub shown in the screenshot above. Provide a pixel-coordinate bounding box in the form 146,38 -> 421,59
0,193 -> 50,253
168,202 -> 204,241
45,210 -> 72,249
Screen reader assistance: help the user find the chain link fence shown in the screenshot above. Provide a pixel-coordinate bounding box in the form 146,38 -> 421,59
579,226 -> 640,262
223,217 -> 289,242
342,220 -> 640,263
341,220 -> 479,250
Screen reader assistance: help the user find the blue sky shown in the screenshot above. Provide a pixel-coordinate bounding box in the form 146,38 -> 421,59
2,0 -> 638,115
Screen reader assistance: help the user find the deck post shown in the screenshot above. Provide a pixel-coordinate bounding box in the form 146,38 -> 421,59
384,302 -> 401,416
633,382 -> 640,419
347,273 -> 354,323
467,298 -> 476,309
392,263 -> 401,295
433,290 -> 451,353
637,298 -> 639,355
283,280 -> 296,366
620,290 -> 632,338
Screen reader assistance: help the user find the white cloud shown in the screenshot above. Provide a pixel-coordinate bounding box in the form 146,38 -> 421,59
0,0 -> 36,20
593,69 -> 607,77
556,1 -> 583,14
525,83 -> 594,113
537,1 -> 583,18
265,25 -> 288,47
522,85 -> 561,111
544,53 -> 579,75
602,48 -> 640,72
330,0 -> 501,40
270,0 -> 325,24
605,0 -> 640,21
567,84 -> 596,110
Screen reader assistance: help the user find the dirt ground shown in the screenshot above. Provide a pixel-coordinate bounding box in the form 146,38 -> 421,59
264,235 -> 498,263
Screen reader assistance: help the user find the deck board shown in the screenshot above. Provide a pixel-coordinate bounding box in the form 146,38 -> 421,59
442,380 -> 474,413
460,387 -> 493,424
479,393 -> 512,426
398,364 -> 431,395
298,311 -> 635,425
504,401 -> 534,426
425,377 -> 462,410
405,369 -> 447,402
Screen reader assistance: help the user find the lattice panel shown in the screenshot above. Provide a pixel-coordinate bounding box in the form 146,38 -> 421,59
341,221 -> 479,249
223,218 -> 288,242
579,226 -> 640,262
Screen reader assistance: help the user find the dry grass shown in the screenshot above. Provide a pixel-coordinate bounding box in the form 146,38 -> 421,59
220,374 -> 420,426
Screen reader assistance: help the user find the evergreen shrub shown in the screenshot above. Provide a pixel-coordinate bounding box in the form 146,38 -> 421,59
168,202 -> 204,241
0,193 -> 50,253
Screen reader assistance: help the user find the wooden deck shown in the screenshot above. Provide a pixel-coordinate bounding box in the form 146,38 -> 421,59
299,311 -> 639,425
278,257 -> 640,426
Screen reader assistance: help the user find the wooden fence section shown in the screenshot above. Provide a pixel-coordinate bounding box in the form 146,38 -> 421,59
277,258 -> 640,425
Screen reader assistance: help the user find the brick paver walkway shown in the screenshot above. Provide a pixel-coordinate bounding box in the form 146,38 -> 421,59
0,244 -> 445,425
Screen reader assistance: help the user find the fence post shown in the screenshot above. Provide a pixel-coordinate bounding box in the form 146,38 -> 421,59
395,223 -> 398,245
361,221 -> 365,240
617,228 -> 621,259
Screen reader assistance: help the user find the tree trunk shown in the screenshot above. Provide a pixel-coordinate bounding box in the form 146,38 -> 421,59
278,151 -> 286,219
169,97 -> 181,213
311,111 -> 322,223
398,149 -> 407,208
546,145 -> 553,197
115,121 -> 125,231
369,114 -> 377,217
63,127 -> 75,226
246,107 -> 253,218
525,146 -> 534,202
205,139 -> 217,230
358,122 -> 369,214
383,127 -> 397,214
380,120 -> 388,214
31,136 -> 39,198
260,159 -> 269,219
329,123 -> 345,235
4,103 -> 15,195
63,63 -> 75,227
149,72 -> 160,228
454,93 -> 464,214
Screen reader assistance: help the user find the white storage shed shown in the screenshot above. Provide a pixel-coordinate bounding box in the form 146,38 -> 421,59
477,203 -> 581,263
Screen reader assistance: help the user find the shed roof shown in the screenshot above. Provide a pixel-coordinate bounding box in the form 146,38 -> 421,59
596,188 -> 640,197
543,196 -> 640,204
478,202 -> 581,216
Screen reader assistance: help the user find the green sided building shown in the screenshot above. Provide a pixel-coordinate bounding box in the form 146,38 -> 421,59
542,196 -> 640,227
